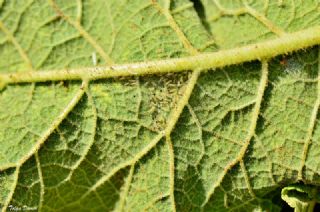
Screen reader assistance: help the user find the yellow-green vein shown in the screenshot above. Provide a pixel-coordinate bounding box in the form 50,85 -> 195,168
203,60 -> 269,206
0,26 -> 319,88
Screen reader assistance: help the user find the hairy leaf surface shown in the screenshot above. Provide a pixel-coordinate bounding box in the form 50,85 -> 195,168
0,0 -> 320,211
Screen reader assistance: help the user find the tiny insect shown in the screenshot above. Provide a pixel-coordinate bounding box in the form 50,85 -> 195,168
279,56 -> 288,67
58,81 -> 69,89
281,56 -> 302,75
92,52 -> 97,66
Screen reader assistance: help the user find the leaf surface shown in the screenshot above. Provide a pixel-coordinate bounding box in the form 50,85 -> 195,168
0,0 -> 320,211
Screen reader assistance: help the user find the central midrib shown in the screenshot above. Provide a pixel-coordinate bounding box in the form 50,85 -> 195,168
0,26 -> 320,88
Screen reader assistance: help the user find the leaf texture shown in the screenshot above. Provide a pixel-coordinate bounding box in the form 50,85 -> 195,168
0,0 -> 320,211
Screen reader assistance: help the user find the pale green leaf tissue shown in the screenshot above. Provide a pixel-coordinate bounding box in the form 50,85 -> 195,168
0,0 -> 320,211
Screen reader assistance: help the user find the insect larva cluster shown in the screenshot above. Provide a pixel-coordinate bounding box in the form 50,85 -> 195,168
143,73 -> 188,131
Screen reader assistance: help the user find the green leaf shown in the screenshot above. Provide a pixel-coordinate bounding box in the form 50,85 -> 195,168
281,184 -> 320,212
0,0 -> 320,211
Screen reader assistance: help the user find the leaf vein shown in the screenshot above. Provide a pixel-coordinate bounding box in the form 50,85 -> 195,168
203,60 -> 269,206
298,47 -> 320,180
48,0 -> 113,65
1,26 -> 319,86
